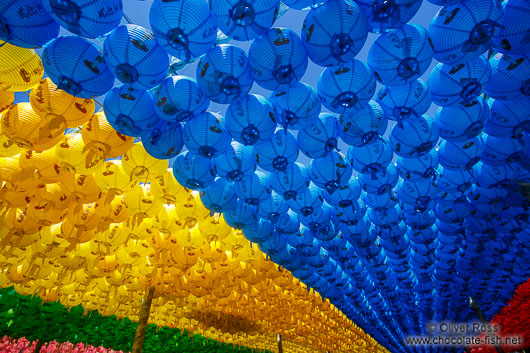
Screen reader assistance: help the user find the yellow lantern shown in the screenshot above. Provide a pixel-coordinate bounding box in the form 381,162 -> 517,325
2,206 -> 41,240
150,170 -> 189,204
0,154 -> 40,190
94,160 -> 136,203
115,239 -> 153,266
0,127 -> 22,157
59,173 -> 102,208
55,133 -> 105,174
174,192 -> 210,228
124,184 -> 163,226
26,196 -> 68,226
121,142 -> 168,183
93,195 -> 130,231
61,218 -> 96,244
18,148 -> 71,184
198,214 -> 231,242
0,90 -> 14,113
169,245 -> 199,271
1,103 -> 63,152
82,111 -> 134,159
0,41 -> 43,92
30,78 -> 95,128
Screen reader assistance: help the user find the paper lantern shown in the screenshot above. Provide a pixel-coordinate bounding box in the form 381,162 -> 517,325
121,143 -> 169,183
81,111 -> 134,159
0,41 -> 43,92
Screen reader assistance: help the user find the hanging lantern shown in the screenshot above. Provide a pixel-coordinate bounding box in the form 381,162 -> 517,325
81,111 -> 135,160
1,102 -> 64,152
0,41 -> 43,92
121,142 -> 169,183
55,133 -> 105,175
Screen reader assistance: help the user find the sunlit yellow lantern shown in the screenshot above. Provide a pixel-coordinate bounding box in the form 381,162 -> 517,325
82,111 -> 134,158
150,170 -> 189,205
198,213 -> 231,242
55,133 -> 105,174
2,206 -> 41,240
19,151 -> 69,187
0,154 -> 39,190
124,184 -> 163,226
92,195 -> 130,232
6,264 -> 27,283
32,225 -> 68,258
1,103 -> 63,152
169,245 -> 199,271
175,192 -> 210,228
20,257 -> 54,280
222,229 -> 251,255
94,160 -> 136,202
0,90 -> 14,112
30,78 -> 95,128
0,130 -> 22,157
121,142 -> 168,182
95,254 -> 119,275
61,218 -> 96,244
115,239 -> 153,265
60,173 -> 102,207
26,196 -> 68,226
94,222 -> 129,250
0,41 -> 43,92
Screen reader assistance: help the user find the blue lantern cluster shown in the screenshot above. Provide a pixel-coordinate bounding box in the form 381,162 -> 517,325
4,0 -> 530,351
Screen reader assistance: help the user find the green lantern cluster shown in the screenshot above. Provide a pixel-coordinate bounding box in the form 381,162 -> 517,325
0,287 -> 271,353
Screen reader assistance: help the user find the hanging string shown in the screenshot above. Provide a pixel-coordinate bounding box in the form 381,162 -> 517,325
122,13 -> 133,25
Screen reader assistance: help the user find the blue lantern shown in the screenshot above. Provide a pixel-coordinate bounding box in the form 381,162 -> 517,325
288,183 -> 324,216
249,27 -> 308,90
200,178 -> 238,213
270,162 -> 310,200
224,200 -> 257,229
154,75 -> 210,123
323,176 -> 362,207
428,0 -> 504,65
275,209 -> 301,234
42,36 -> 115,99
438,135 -> 485,170
390,115 -> 439,158
196,44 -> 253,104
43,0 -> 122,38
436,165 -> 474,194
149,0 -> 217,61
355,0 -> 422,34
140,120 -> 183,159
172,151 -> 216,189
210,0 -> 279,41
337,101 -> 387,147
104,25 -> 169,90
214,142 -> 256,181
472,162 -> 518,189
254,128 -> 299,172
485,53 -> 530,101
234,170 -> 271,206
183,111 -> 232,159
301,0 -> 368,66
283,0 -> 328,10
310,151 -> 352,194
348,138 -> 393,176
225,94 -> 277,146
493,0 -> 530,55
359,163 -> 399,195
298,113 -> 340,159
317,59 -> 376,114
428,55 -> 491,107
367,24 -> 433,87
270,82 -> 321,130
258,191 -> 289,224
481,133 -> 523,166
0,0 -> 59,48
243,218 -> 274,243
376,79 -> 431,126
397,149 -> 439,181
485,98 -> 530,138
103,85 -> 160,137
434,97 -> 489,141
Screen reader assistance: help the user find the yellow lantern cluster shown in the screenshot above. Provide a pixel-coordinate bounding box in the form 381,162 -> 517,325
0,75 -> 388,353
